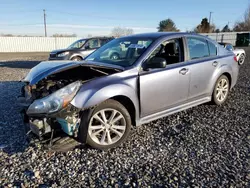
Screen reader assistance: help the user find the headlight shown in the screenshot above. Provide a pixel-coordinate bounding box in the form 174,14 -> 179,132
57,52 -> 69,57
27,81 -> 81,114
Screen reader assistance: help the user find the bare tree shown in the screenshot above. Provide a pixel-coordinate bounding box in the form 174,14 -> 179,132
111,27 -> 134,38
1,33 -> 14,37
52,33 -> 77,37
233,4 -> 250,31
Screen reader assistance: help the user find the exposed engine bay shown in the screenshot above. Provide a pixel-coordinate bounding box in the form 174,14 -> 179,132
26,65 -> 120,100
19,64 -> 121,145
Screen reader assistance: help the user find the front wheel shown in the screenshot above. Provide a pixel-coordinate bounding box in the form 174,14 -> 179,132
211,75 -> 230,105
238,54 -> 245,65
71,56 -> 82,61
80,99 -> 131,150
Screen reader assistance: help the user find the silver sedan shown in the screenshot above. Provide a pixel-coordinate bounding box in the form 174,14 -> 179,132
20,32 -> 239,150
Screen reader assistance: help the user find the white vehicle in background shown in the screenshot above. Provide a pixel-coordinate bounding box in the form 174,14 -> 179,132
219,42 -> 246,65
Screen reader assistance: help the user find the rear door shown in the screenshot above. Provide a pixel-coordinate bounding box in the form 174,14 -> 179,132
185,36 -> 218,99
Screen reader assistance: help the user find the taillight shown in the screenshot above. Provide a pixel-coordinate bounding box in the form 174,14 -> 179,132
234,55 -> 237,62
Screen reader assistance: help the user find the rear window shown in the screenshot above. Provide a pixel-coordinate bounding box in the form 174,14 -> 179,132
187,37 -> 209,59
208,41 -> 217,56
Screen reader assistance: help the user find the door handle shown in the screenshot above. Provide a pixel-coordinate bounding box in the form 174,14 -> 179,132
179,68 -> 189,75
212,61 -> 218,67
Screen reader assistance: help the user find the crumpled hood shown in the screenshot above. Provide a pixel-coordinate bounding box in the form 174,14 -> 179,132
23,60 -> 124,85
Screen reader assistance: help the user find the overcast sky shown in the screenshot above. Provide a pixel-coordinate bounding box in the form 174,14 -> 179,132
0,0 -> 248,37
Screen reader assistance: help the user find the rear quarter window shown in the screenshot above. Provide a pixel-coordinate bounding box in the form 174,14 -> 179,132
208,41 -> 217,56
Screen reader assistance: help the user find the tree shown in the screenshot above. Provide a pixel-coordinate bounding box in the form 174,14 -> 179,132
157,19 -> 179,32
52,33 -> 77,37
233,4 -> 250,31
111,27 -> 134,38
194,18 -> 210,33
1,33 -> 14,37
215,28 -> 220,33
221,25 -> 231,32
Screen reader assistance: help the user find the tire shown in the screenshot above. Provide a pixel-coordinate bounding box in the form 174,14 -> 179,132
238,54 -> 245,65
211,75 -> 230,105
110,53 -> 120,60
71,56 -> 82,61
79,99 -> 131,150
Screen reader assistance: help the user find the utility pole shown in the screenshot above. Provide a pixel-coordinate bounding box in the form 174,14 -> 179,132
209,11 -> 213,24
43,9 -> 47,37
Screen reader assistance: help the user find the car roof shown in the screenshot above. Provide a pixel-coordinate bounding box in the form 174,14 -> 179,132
78,36 -> 114,40
119,32 -> 204,39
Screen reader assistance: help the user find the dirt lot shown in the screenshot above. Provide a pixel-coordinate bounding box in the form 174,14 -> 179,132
0,52 -> 49,61
0,51 -> 249,187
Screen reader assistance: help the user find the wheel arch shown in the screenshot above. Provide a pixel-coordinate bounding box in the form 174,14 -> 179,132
209,65 -> 233,96
111,95 -> 136,127
70,54 -> 83,60
222,72 -> 232,88
71,83 -> 140,126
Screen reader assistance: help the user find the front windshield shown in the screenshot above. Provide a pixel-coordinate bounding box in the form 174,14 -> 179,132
68,39 -> 86,49
85,37 -> 154,67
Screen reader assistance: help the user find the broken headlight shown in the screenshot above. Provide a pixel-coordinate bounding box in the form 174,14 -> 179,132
27,81 -> 81,114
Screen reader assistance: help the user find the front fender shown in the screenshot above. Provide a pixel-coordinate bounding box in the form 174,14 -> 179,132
70,79 -> 140,122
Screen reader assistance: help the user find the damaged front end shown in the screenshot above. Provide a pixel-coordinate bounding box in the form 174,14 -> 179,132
18,61 -> 122,143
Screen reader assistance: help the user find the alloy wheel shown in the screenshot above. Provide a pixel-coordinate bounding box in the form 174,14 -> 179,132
215,78 -> 229,102
88,108 -> 126,145
238,54 -> 245,65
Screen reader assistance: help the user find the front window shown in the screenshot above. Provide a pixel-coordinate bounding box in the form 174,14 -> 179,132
146,38 -> 184,65
85,37 -> 154,67
85,39 -> 100,49
68,39 -> 86,49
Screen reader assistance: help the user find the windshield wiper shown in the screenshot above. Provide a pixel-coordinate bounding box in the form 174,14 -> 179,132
90,67 -> 109,75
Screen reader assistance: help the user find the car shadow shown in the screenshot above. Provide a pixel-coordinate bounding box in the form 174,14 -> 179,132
0,81 -> 29,154
0,61 -> 41,69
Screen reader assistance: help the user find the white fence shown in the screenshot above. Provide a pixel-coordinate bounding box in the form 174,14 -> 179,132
201,31 -> 250,46
0,32 -> 249,52
0,37 -> 81,52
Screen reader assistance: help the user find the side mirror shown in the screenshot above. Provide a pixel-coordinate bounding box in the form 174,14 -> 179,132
143,57 -> 166,70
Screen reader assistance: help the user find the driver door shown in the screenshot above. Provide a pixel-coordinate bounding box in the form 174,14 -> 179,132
139,38 -> 190,117
81,38 -> 100,57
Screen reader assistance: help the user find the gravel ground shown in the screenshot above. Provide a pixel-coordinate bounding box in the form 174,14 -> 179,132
0,51 -> 249,187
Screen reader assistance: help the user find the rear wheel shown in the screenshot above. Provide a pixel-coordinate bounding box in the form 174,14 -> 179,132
238,54 -> 245,65
212,75 -> 230,105
110,53 -> 120,60
80,99 -> 131,150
